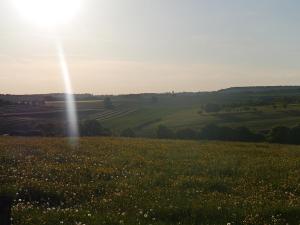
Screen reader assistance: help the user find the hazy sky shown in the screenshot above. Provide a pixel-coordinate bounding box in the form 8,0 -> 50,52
1,0 -> 300,94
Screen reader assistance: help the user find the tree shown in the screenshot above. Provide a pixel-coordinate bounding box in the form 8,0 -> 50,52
269,126 -> 290,144
199,124 -> 220,140
289,125 -> 300,144
156,125 -> 174,139
176,128 -> 197,140
199,124 -> 265,142
80,120 -> 111,136
35,123 -> 62,136
121,128 -> 136,138
235,126 -> 264,142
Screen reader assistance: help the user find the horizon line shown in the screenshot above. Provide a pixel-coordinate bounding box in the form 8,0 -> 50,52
1,85 -> 300,97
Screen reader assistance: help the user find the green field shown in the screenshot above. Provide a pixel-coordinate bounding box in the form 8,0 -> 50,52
102,103 -> 300,136
1,137 -> 300,224
3,87 -> 300,138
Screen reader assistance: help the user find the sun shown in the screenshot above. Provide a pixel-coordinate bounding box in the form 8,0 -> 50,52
13,0 -> 81,27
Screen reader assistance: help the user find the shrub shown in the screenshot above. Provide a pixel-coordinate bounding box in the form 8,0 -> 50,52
156,125 -> 174,139
80,120 -> 111,137
121,128 -> 136,138
199,124 -> 265,142
235,126 -> 265,142
199,124 -> 220,140
269,126 -> 290,144
35,123 -> 64,136
176,128 -> 197,140
289,125 -> 300,145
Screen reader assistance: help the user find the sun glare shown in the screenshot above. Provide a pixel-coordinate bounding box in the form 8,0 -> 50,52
13,0 -> 82,143
13,0 -> 81,27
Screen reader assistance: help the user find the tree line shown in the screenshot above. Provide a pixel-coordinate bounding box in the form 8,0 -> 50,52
154,124 -> 300,145
269,125 -> 300,144
1,118 -> 300,145
155,124 -> 264,142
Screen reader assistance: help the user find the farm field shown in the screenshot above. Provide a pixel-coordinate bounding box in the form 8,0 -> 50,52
3,87 -> 300,137
0,100 -> 138,134
3,101 -> 300,138
0,87 -> 300,138
0,137 -> 299,224
103,103 -> 300,136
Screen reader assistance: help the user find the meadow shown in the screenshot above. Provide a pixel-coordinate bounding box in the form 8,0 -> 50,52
0,137 -> 299,224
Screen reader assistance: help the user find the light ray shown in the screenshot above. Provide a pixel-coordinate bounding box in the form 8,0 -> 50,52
12,0 -> 81,146
13,0 -> 81,27
57,40 -> 79,145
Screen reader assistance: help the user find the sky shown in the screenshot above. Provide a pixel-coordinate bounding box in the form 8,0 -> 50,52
1,0 -> 300,94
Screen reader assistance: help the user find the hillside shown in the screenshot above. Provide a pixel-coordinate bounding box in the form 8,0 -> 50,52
2,86 -> 300,137
1,137 -> 299,224
218,86 -> 300,94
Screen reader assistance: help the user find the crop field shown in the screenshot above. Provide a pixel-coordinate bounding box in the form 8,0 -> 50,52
0,137 -> 299,224
3,90 -> 300,137
102,103 -> 300,136
0,100 -> 137,133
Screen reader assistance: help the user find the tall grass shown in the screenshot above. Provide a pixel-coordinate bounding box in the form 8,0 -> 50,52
0,137 -> 299,224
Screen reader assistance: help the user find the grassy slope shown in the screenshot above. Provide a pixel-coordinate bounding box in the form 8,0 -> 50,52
4,93 -> 300,137
103,103 -> 300,136
1,137 -> 299,224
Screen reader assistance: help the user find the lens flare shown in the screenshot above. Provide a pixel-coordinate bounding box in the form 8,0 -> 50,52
13,0 -> 81,27
57,41 -> 79,144
13,0 -> 81,145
